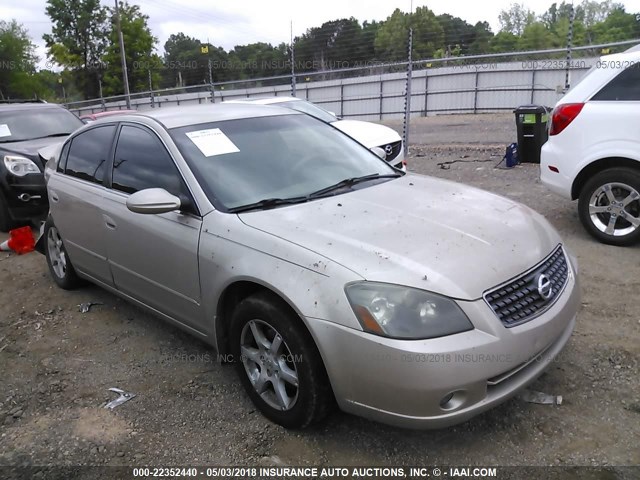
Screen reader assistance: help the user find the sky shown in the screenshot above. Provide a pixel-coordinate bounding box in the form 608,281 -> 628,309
2,0 -> 640,69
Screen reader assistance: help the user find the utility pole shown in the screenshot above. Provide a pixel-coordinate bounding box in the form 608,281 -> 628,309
290,20 -> 296,97
402,1 -> 414,157
403,28 -> 413,157
202,41 -> 214,102
148,69 -> 154,108
564,2 -> 575,91
58,76 -> 66,104
208,57 -> 214,102
114,0 -> 131,108
98,77 -> 106,110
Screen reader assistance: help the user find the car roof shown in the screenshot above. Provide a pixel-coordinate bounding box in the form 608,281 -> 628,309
624,43 -> 640,53
225,97 -> 301,105
106,102 -> 300,129
80,109 -> 137,119
560,49 -> 640,104
603,48 -> 640,62
0,103 -> 66,112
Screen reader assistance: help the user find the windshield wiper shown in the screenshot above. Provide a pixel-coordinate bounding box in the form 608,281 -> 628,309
228,173 -> 401,213
228,196 -> 309,213
307,173 -> 401,199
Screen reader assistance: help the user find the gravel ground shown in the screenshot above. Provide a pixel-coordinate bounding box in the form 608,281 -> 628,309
0,114 -> 638,474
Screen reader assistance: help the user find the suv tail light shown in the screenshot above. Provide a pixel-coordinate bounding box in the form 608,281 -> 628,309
550,103 -> 585,136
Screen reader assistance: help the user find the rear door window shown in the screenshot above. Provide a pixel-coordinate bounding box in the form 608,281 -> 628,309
591,63 -> 640,101
65,125 -> 116,184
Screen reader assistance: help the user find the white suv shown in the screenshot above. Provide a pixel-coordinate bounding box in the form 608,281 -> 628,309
541,47 -> 640,246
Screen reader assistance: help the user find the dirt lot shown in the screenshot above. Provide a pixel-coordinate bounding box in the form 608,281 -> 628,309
1,114 -> 638,474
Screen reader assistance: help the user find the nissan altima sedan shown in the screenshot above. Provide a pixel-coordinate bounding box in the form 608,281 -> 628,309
41,103 -> 580,429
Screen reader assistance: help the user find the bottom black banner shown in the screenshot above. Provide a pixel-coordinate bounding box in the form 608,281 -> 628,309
0,465 -> 637,480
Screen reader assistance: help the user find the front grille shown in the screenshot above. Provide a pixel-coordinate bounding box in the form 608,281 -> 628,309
484,245 -> 569,328
380,140 -> 402,162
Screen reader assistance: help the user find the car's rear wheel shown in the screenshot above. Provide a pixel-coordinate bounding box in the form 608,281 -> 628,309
44,217 -> 82,289
230,291 -> 333,428
578,168 -> 640,246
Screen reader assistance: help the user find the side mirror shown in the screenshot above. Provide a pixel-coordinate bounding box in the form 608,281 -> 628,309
126,188 -> 181,214
371,146 -> 387,160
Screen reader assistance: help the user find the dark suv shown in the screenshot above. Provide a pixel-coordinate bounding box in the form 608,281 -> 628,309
0,102 -> 83,231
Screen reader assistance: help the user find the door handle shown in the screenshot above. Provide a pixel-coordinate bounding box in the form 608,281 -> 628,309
103,214 -> 117,230
49,191 -> 59,203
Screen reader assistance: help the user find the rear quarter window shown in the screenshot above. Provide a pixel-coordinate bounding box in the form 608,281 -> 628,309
591,63 -> 640,101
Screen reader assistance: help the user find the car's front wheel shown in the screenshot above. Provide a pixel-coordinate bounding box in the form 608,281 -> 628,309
578,167 -> 640,246
44,217 -> 82,289
230,291 -> 333,428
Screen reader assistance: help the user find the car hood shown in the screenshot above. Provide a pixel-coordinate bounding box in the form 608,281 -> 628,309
238,174 -> 561,300
332,119 -> 401,149
0,136 -> 67,157
1,137 -> 68,168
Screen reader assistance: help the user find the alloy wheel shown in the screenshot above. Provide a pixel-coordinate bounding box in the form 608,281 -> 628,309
239,319 -> 299,411
47,226 -> 67,278
588,182 -> 640,237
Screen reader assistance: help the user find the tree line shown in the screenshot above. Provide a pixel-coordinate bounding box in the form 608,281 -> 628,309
0,0 -> 638,102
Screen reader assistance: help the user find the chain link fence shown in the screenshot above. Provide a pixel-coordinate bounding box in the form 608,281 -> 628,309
65,39 -> 639,141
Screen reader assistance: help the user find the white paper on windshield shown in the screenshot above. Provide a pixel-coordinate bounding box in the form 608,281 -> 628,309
0,124 -> 11,138
185,128 -> 239,157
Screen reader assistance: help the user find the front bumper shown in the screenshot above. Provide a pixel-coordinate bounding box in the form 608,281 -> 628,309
306,256 -> 580,429
388,143 -> 406,171
0,173 -> 49,222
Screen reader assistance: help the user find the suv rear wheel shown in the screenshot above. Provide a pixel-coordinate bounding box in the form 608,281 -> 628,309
578,167 -> 640,246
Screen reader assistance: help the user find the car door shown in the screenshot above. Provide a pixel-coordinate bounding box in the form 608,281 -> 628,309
100,123 -> 204,331
47,124 -> 116,286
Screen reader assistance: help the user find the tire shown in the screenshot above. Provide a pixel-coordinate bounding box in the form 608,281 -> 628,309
0,193 -> 16,233
44,217 -> 82,289
230,291 -> 333,428
578,167 -> 640,246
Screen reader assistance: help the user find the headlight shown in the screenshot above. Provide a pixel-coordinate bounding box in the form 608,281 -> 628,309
345,282 -> 473,339
4,155 -> 40,177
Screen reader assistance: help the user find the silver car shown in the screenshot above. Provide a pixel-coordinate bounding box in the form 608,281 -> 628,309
41,104 -> 580,429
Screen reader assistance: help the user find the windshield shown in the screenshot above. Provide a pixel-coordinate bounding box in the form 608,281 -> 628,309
0,108 -> 83,143
170,113 -> 396,211
278,100 -> 338,123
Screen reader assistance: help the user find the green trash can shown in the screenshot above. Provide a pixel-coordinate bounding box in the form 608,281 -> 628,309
514,105 -> 550,164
